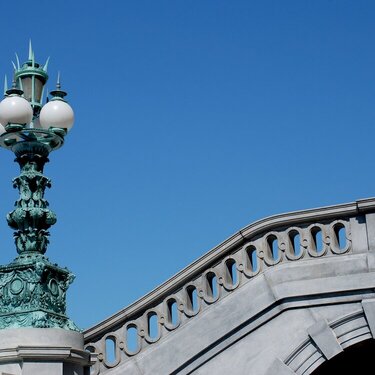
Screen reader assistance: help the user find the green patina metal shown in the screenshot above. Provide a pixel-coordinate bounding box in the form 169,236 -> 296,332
0,253 -> 78,330
7,143 -> 56,255
13,40 -> 49,116
0,45 -> 79,331
0,141 -> 79,330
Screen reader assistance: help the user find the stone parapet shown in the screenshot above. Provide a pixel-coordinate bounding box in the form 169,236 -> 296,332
83,198 -> 375,374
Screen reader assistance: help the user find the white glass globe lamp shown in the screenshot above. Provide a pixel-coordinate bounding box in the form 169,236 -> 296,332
39,99 -> 74,131
0,95 -> 33,126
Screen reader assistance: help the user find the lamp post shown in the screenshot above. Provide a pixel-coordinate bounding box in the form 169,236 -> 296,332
0,44 -> 78,331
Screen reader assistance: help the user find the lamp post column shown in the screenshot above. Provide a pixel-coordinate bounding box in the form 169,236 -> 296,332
0,45 -> 94,375
7,141 -> 56,256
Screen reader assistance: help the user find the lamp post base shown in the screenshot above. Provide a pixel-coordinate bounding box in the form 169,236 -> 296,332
0,328 -> 94,375
0,254 -> 79,331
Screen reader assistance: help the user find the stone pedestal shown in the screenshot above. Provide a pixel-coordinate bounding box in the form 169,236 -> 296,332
0,328 -> 92,375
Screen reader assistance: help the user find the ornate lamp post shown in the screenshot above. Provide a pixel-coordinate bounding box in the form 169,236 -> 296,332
0,44 -> 78,331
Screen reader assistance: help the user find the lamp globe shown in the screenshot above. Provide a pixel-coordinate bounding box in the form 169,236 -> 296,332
0,95 -> 33,126
39,98 -> 74,131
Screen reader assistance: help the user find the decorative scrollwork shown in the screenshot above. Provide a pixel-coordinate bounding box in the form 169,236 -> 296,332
0,256 -> 79,330
6,141 -> 56,255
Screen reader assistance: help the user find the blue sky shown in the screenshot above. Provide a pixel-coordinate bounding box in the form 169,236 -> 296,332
0,0 -> 374,329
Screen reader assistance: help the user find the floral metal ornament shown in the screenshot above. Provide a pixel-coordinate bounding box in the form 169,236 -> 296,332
7,144 -> 56,254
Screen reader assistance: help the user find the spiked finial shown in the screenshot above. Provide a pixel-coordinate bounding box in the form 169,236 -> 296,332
5,76 -> 23,96
3,75 -> 8,96
43,56 -> 50,72
28,39 -> 33,60
15,54 -> 20,70
49,72 -> 67,100
12,42 -> 49,116
57,71 -> 61,89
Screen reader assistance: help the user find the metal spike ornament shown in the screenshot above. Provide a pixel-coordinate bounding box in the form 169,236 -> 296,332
15,53 -> 20,69
0,44 -> 78,330
43,56 -> 50,73
3,75 -> 8,96
28,39 -> 33,61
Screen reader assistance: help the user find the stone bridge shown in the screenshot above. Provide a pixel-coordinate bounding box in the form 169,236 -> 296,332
84,198 -> 375,374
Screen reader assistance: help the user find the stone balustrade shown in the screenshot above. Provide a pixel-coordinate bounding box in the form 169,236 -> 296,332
83,198 -> 375,374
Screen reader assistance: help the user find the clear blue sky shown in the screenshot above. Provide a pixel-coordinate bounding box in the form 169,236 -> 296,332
0,0 -> 374,329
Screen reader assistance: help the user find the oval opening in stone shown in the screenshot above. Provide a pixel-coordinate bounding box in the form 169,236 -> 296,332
126,326 -> 139,353
105,337 -> 116,364
206,272 -> 218,298
225,259 -> 238,285
335,224 -> 346,250
148,312 -> 158,339
186,285 -> 198,313
289,231 -> 301,256
246,246 -> 258,272
167,299 -> 179,326
267,235 -> 278,260
311,227 -> 323,253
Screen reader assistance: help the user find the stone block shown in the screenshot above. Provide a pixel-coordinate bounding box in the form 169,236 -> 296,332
307,320 -> 342,360
362,299 -> 375,338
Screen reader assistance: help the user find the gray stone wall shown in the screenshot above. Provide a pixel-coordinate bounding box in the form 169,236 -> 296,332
84,198 -> 375,374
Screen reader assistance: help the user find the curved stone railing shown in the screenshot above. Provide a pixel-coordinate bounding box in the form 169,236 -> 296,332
83,198 -> 375,374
